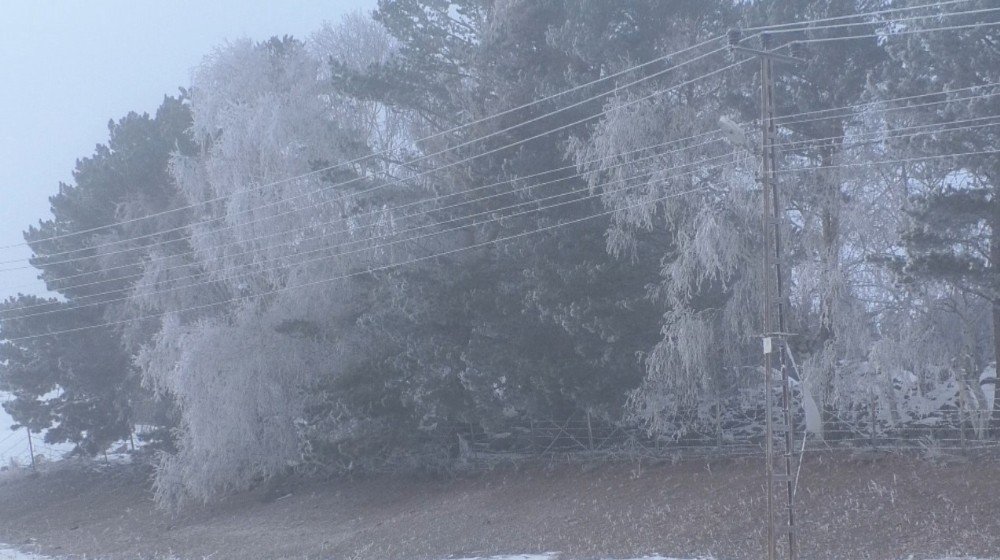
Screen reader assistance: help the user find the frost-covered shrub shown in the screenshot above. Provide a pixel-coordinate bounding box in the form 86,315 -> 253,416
138,312 -> 337,509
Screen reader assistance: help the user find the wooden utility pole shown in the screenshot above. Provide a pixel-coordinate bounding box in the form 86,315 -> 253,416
729,29 -> 804,560
25,428 -> 35,471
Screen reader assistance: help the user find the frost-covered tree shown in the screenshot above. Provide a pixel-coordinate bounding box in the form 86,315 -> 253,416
138,298 -> 341,508
881,0 -> 1000,430
138,23 -> 412,505
560,1 -> 756,433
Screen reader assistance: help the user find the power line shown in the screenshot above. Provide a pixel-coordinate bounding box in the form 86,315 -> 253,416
0,38 -> 729,254
1,135 -> 729,302
0,126 -> 730,275
3,153 -> 741,321
777,86 -> 1000,128
6,114 -> 993,307
756,4 -> 1000,36
10,47 -> 739,273
7,116 -> 998,308
0,435 -> 28,457
6,113 -> 996,304
791,20 -> 1000,46
5,146 -> 998,342
4,79 -> 993,285
778,114 -> 1000,152
5,10 -> 989,268
776,148 -> 1000,177
4,4 -> 990,273
4,183 -> 715,343
743,0 -> 978,32
0,429 -> 21,446
1,12 -> 992,336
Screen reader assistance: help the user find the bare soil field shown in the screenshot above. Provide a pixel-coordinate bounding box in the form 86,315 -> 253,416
0,452 -> 997,559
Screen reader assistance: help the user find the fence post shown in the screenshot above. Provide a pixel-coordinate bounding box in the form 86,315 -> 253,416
529,419 -> 537,454
586,412 -> 594,451
716,398 -> 723,449
25,428 -> 35,471
958,377 -> 967,454
870,395 -> 877,449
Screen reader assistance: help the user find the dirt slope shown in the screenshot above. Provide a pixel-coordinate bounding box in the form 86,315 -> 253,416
0,453 -> 997,559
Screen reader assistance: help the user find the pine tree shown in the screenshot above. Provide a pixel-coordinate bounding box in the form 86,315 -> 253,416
885,0 -> 1000,429
0,95 -> 196,455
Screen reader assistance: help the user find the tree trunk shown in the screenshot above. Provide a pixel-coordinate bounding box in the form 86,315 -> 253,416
817,144 -> 841,433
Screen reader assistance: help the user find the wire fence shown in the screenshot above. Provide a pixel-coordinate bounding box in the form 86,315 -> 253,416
429,406 -> 1000,469
4,407 -> 999,474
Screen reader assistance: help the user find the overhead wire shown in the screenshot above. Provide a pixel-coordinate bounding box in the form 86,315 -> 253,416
5,109 -> 997,306
4,182 -> 717,343
0,429 -> 22,446
0,38 -> 731,256
3,13 -> 996,334
0,435 -> 28,457
5,145 -> 999,342
4,78 -> 996,289
754,4 -> 1000,36
791,20 -> 1000,46
7,47 -> 740,277
3,118 -> 998,314
2,134 -> 729,301
743,0 -> 978,32
4,152 -> 742,320
776,147 -> 1000,177
3,3 -> 994,273
4,10 -> 994,271
4,114 -> 993,312
776,86 -> 1000,128
0,55 -> 748,301
0,129 -> 725,275
777,114 -> 1000,152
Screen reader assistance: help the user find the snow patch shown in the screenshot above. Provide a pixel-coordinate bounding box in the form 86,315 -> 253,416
0,546 -> 53,559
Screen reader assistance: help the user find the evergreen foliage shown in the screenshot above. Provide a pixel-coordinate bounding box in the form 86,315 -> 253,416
1,0 -> 997,507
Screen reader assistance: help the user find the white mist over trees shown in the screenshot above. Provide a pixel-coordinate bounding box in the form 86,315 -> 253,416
1,0 -> 998,508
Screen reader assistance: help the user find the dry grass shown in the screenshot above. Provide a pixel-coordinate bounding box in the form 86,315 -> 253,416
0,452 -> 997,559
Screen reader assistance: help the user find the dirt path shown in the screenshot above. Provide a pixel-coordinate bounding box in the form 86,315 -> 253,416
0,453 -> 997,559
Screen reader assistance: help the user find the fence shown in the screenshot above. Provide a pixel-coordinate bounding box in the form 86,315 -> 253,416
435,406 -> 1000,467
4,406 -> 998,473
0,428 -> 66,470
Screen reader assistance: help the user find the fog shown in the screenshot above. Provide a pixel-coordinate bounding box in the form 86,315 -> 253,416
0,2 -> 998,559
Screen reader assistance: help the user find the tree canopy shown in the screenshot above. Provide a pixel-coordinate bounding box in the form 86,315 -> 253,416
2,0 -> 998,508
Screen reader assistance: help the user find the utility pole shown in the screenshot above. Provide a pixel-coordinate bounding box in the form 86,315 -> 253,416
25,427 -> 35,471
729,29 -> 804,560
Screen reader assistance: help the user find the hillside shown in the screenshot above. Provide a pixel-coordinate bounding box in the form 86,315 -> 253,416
0,453 -> 997,559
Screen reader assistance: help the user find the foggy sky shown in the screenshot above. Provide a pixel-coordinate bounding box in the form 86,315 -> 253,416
0,0 -> 374,463
0,0 -> 375,297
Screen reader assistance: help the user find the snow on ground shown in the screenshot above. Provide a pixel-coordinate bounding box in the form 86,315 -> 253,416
0,546 -> 51,560
0,392 -> 73,468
